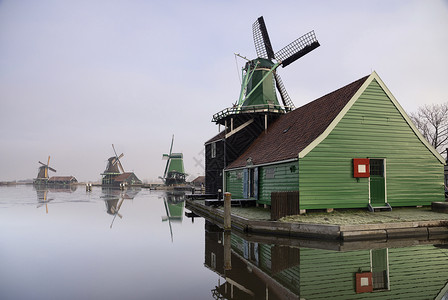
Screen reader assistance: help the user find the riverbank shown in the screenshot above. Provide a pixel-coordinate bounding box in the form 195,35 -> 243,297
185,199 -> 448,242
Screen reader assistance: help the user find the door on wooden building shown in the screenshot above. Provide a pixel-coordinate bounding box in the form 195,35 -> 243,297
243,168 -> 258,199
370,248 -> 389,291
370,159 -> 386,205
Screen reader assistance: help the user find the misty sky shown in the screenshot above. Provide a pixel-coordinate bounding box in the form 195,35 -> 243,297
1,0 -> 447,182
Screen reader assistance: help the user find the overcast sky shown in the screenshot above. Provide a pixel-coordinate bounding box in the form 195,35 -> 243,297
1,0 -> 447,182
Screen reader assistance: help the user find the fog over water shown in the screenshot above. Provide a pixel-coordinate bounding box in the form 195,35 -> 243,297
1,0 -> 447,182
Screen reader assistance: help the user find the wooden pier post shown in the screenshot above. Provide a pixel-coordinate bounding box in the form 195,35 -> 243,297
224,230 -> 232,270
224,192 -> 231,230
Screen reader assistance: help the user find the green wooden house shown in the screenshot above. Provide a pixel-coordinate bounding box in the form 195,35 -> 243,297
224,72 -> 445,210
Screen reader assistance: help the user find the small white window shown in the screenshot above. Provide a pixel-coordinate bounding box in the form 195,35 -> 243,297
358,164 -> 367,174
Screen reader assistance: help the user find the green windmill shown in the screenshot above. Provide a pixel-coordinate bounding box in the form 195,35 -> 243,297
213,16 -> 320,122
206,16 -> 320,195
161,135 -> 186,186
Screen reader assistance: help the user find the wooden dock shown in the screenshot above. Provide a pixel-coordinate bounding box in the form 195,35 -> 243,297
185,199 -> 448,242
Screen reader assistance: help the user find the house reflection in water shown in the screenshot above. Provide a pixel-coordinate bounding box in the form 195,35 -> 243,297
34,185 -> 78,213
203,221 -> 448,299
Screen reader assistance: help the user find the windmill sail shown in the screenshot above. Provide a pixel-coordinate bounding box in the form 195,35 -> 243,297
273,72 -> 295,110
275,31 -> 320,67
253,16 -> 275,59
34,156 -> 57,185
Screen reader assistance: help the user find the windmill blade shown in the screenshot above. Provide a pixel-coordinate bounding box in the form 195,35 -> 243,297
112,144 -> 119,157
275,30 -> 320,67
252,16 -> 275,59
163,197 -> 174,242
169,135 -> 174,156
117,160 -> 125,173
48,167 -> 57,173
111,154 -> 124,167
164,135 -> 174,179
274,72 -> 295,110
163,159 -> 170,179
39,161 -> 47,166
45,156 -> 51,178
44,190 -> 48,214
110,197 -> 125,228
111,144 -> 125,172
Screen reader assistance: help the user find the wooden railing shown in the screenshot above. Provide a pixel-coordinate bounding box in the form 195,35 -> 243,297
212,104 -> 290,122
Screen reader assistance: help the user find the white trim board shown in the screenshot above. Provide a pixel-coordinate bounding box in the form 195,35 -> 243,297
298,71 -> 445,164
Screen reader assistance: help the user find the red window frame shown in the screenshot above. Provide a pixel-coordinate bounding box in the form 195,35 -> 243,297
355,272 -> 373,293
353,158 -> 370,178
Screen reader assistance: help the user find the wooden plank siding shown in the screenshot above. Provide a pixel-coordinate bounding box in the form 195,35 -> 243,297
226,170 -> 244,199
225,161 -> 299,205
271,191 -> 300,220
230,234 -> 301,296
299,245 -> 448,299
258,162 -> 299,205
205,140 -> 225,194
299,79 -> 444,209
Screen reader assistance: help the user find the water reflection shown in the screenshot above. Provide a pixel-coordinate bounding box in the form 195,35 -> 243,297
101,187 -> 141,228
161,191 -> 185,241
34,185 -> 77,213
204,221 -> 448,299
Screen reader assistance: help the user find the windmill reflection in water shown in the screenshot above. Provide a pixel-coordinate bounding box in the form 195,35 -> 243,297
161,192 -> 185,242
101,187 -> 141,228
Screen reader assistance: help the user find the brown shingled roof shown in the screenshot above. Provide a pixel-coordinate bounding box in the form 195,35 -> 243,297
205,130 -> 225,144
227,75 -> 369,169
48,176 -> 77,182
113,172 -> 134,182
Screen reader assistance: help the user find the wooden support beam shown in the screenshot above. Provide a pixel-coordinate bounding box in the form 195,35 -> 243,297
225,119 -> 254,138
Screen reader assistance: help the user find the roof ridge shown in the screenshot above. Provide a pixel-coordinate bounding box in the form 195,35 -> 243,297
226,74 -> 370,169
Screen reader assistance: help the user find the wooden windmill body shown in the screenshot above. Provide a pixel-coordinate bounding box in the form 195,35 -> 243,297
33,156 -> 57,186
101,145 -> 125,186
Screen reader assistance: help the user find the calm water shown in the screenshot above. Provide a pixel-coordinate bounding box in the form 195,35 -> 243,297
1,185 -> 448,300
0,185 -> 214,300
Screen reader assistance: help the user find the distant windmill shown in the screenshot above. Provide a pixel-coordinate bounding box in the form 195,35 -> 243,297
101,144 -> 125,185
161,135 -> 186,186
34,156 -> 56,185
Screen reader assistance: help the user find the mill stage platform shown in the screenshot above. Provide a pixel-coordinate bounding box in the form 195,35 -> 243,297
185,199 -> 448,242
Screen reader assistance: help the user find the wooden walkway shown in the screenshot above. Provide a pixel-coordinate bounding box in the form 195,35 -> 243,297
185,199 -> 448,242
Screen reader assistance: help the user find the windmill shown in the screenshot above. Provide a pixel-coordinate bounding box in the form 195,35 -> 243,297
34,156 -> 57,185
205,16 -> 320,195
101,144 -> 125,185
161,135 -> 186,186
212,16 -> 320,123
